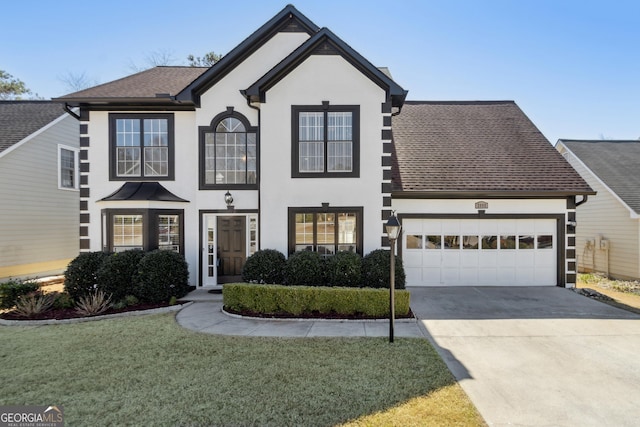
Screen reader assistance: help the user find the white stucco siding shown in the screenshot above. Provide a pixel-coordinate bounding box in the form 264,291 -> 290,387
258,55 -> 388,255
197,32 -> 310,129
0,114 -> 79,279
561,150 -> 640,279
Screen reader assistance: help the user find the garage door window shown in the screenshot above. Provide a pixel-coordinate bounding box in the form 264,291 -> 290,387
426,235 -> 440,249
519,235 -> 535,249
407,235 -> 423,249
409,234 -> 552,251
501,235 -> 516,249
463,236 -> 479,249
538,235 -> 553,249
482,236 -> 498,249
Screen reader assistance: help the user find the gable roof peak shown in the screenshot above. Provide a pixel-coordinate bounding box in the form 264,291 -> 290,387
243,25 -> 407,107
175,4 -> 320,105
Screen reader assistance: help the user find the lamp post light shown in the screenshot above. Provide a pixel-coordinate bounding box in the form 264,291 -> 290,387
385,212 -> 401,343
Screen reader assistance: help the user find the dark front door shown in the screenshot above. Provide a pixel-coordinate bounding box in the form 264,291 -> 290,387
217,216 -> 246,281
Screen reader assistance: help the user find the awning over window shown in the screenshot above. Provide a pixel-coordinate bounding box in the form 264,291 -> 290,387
99,182 -> 189,202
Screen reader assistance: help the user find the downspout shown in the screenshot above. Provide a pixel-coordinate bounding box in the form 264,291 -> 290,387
243,91 -> 262,251
64,103 -> 81,120
575,195 -> 588,207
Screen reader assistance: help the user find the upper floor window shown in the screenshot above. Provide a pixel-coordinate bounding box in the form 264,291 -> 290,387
58,144 -> 78,190
109,114 -> 175,181
200,110 -> 257,189
292,104 -> 359,178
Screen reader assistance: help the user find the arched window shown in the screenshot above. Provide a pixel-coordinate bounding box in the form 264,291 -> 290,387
200,111 -> 257,188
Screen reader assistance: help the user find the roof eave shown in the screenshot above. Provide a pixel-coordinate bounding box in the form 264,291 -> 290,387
52,97 -> 196,109
392,190 -> 597,199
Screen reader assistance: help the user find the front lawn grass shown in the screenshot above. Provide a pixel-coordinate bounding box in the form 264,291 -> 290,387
0,314 -> 484,426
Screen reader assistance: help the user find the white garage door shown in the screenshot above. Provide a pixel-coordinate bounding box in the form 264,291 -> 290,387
403,218 -> 557,286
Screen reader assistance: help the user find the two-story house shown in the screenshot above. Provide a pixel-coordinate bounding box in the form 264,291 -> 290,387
55,5 -> 592,288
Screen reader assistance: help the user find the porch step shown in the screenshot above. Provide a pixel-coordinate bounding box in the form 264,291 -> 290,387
180,287 -> 223,302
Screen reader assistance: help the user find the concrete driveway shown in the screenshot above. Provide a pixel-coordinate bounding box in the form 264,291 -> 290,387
410,286 -> 640,427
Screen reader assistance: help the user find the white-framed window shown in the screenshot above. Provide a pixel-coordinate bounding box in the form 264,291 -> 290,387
58,144 -> 79,190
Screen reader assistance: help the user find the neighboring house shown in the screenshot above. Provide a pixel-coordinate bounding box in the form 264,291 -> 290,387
0,101 -> 80,280
54,5 -> 592,288
557,140 -> 640,280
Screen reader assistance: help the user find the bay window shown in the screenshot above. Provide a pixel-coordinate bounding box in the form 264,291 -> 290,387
104,209 -> 183,253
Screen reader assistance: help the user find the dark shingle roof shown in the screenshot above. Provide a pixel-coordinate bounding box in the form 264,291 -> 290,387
392,101 -> 593,195
560,140 -> 640,214
57,66 -> 208,100
0,101 -> 67,153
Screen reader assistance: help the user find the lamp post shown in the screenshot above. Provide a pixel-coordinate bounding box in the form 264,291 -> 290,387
385,212 -> 401,343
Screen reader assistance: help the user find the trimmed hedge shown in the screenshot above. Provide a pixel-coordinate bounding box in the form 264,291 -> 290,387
223,283 -> 410,317
96,249 -> 146,302
134,250 -> 190,303
284,250 -> 325,286
324,251 -> 362,287
362,249 -> 406,289
241,249 -> 286,284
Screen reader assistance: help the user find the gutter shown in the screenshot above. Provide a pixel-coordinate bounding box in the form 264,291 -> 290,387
64,103 -> 81,120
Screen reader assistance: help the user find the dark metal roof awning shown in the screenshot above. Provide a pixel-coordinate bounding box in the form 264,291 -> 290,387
100,182 -> 189,202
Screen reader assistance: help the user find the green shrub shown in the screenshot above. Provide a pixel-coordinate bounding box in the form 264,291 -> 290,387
284,251 -> 325,286
52,292 -> 74,310
241,249 -> 286,284
324,251 -> 362,287
124,295 -> 139,306
134,250 -> 190,303
361,249 -> 406,289
96,250 -> 145,301
223,283 -> 410,317
64,251 -> 111,301
0,279 -> 39,309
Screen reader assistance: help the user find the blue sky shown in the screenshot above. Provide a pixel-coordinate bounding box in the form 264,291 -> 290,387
2,0 -> 638,143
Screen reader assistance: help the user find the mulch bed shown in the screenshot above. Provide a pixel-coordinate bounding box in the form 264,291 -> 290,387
0,301 -> 172,321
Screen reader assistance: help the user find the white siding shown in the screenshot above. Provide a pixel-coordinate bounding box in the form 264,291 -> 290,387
560,148 -> 640,279
0,114 -> 79,279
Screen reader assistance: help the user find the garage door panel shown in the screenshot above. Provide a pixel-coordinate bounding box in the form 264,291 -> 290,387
405,268 -> 422,286
403,217 -> 558,287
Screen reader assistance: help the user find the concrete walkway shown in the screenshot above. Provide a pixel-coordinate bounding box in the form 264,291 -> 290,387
411,287 -> 640,427
176,288 -> 424,338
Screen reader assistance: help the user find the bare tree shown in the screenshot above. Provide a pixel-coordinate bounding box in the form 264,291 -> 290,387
58,71 -> 99,93
128,49 -> 178,72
